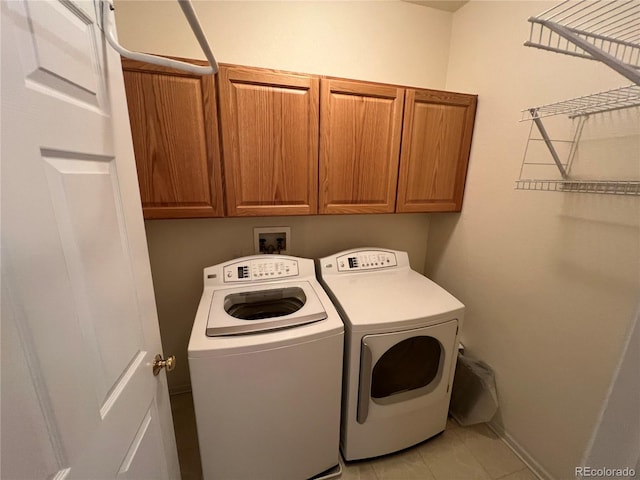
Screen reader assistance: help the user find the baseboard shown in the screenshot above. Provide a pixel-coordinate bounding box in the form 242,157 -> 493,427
169,384 -> 192,396
488,421 -> 555,480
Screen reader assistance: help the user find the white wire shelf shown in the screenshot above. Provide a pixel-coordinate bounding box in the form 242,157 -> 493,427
520,84 -> 640,120
525,0 -> 640,85
517,2 -> 640,196
515,179 -> 640,195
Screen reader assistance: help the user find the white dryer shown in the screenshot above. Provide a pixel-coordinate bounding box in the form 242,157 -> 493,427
188,255 -> 344,480
317,248 -> 464,461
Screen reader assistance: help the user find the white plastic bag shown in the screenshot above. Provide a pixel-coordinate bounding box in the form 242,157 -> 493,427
449,354 -> 499,426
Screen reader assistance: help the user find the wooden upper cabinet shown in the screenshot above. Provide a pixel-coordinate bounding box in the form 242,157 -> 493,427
396,89 -> 477,213
123,57 -> 477,219
320,79 -> 405,214
122,58 -> 224,219
218,65 -> 319,216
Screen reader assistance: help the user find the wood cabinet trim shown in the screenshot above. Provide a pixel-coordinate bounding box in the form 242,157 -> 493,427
142,206 -> 222,219
412,89 -> 477,107
322,78 -> 406,99
218,64 -> 319,89
122,57 -> 209,76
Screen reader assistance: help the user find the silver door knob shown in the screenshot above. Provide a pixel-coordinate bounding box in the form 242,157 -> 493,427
153,354 -> 176,376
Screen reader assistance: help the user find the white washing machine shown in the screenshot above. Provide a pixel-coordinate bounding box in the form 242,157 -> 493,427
188,255 -> 344,480
317,248 -> 464,461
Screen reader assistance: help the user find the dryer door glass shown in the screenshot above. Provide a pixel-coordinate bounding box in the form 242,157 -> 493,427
371,336 -> 442,399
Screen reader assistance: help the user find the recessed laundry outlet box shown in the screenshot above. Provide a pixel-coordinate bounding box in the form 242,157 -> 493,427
254,226 -> 291,254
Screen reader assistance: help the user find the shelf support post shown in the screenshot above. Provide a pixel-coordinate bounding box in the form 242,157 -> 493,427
529,109 -> 568,179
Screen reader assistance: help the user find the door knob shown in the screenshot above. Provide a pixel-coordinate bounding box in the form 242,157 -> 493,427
153,354 -> 176,376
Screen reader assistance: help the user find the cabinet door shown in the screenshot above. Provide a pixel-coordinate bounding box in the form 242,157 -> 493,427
219,66 -> 319,216
396,89 -> 477,212
320,79 -> 404,214
122,59 -> 224,219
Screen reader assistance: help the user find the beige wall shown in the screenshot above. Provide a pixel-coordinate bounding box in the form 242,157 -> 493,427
114,0 -> 453,87
114,1 -> 453,392
428,2 -> 640,479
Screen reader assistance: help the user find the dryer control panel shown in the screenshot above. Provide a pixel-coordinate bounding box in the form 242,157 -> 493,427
336,250 -> 397,272
223,258 -> 299,283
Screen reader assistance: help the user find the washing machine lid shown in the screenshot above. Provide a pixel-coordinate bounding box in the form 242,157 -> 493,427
207,281 -> 327,336
322,270 -> 464,330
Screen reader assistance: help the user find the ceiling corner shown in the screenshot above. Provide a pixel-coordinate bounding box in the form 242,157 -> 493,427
404,1 -> 469,13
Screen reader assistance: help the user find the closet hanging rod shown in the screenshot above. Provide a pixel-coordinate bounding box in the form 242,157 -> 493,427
100,0 -> 218,75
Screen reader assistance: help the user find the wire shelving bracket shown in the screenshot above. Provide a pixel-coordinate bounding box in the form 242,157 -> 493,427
525,0 -> 640,85
516,1 -> 640,195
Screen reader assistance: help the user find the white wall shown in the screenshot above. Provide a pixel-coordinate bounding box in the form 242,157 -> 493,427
427,2 -> 640,479
114,0 -> 455,392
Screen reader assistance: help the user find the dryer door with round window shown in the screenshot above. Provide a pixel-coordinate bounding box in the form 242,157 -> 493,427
357,319 -> 458,424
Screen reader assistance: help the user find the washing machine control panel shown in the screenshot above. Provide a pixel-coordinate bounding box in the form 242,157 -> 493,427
223,258 -> 299,282
336,250 -> 397,272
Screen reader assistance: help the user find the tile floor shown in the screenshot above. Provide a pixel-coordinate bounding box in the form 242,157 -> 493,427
170,392 -> 538,480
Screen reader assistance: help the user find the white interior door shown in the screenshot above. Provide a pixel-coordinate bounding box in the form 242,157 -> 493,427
1,0 -> 180,478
